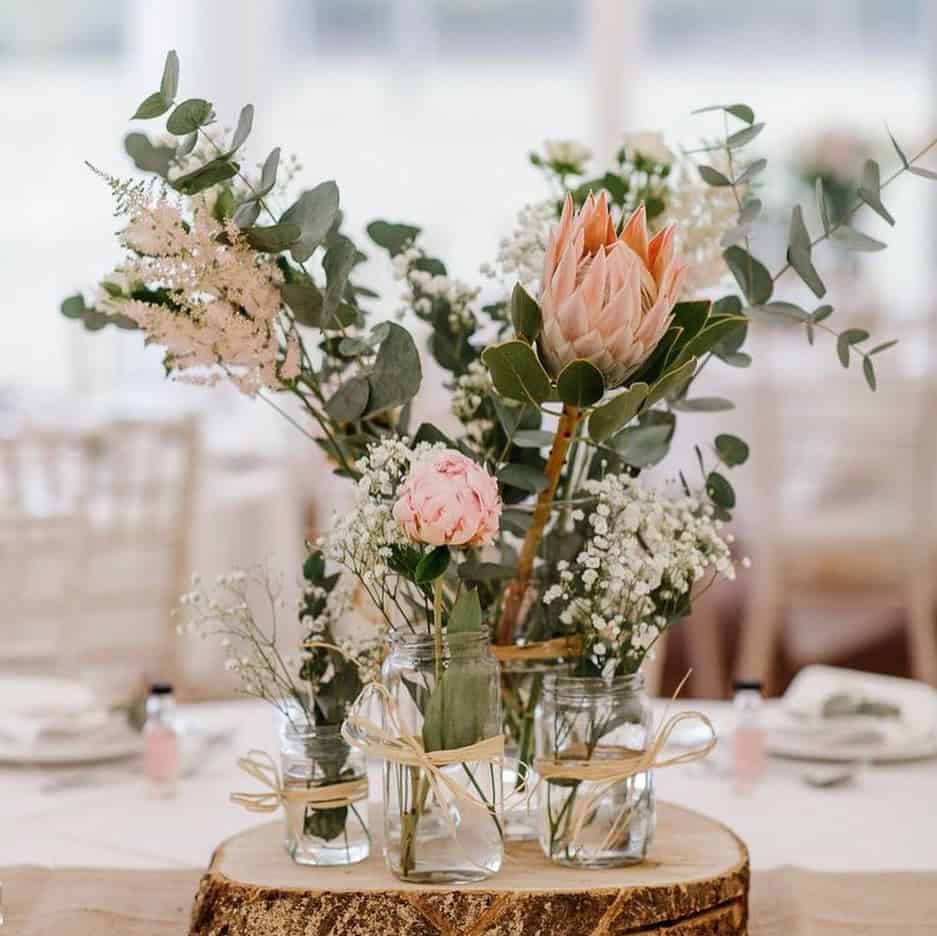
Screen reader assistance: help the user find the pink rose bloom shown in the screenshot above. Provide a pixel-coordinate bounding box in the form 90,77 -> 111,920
538,191 -> 686,388
393,450 -> 501,548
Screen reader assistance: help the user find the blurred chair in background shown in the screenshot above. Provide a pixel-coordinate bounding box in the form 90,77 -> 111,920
0,418 -> 199,697
737,371 -> 937,691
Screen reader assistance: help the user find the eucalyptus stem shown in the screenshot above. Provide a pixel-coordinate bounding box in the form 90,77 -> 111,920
497,403 -> 580,645
433,578 -> 444,686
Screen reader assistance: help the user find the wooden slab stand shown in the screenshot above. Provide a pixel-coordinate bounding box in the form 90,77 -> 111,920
190,801 -> 749,935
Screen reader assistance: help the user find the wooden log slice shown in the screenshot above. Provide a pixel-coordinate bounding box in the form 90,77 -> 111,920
190,801 -> 748,936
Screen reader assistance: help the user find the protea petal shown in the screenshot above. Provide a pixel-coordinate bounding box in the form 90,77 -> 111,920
619,203 -> 649,265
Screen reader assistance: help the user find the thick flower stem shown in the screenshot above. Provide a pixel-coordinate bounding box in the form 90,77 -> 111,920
497,403 -> 580,646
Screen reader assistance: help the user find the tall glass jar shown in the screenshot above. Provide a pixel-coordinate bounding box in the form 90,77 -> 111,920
279,721 -> 370,866
536,673 -> 655,867
382,629 -> 503,883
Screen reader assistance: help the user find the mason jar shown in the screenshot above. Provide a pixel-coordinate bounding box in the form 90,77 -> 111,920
382,628 -> 503,883
535,673 -> 655,867
279,721 -> 370,866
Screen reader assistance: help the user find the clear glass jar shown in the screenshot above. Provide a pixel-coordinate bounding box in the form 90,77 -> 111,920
732,679 -> 766,794
536,673 -> 655,867
501,657 -> 571,841
382,629 -> 503,883
280,721 -> 370,866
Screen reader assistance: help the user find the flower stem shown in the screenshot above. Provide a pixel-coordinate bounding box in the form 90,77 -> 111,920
433,577 -> 444,686
497,403 -> 580,645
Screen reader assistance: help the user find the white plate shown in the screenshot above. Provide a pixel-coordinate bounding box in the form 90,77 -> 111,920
0,726 -> 143,766
767,665 -> 937,763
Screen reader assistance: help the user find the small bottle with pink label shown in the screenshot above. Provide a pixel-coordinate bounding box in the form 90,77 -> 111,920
143,682 -> 179,798
731,679 -> 766,794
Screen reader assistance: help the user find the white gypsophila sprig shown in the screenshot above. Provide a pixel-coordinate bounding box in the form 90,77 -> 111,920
450,360 -> 497,448
542,474 -> 734,676
322,438 -> 447,631
483,199 -> 556,292
391,244 -> 480,332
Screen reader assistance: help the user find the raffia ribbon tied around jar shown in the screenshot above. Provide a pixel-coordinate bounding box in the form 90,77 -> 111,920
533,706 -> 717,853
341,682 -> 504,832
491,635 -> 583,663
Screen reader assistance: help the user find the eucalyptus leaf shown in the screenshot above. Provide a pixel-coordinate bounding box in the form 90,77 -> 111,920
282,181 -> 340,262
124,132 -> 174,177
325,376 -> 370,422
813,304 -> 833,323
671,397 -> 734,412
723,246 -> 773,305
692,103 -> 754,124
323,236 -> 357,321
645,358 -> 697,408
166,98 -> 213,135
735,158 -> 767,185
863,356 -> 877,391
510,283 -> 542,342
868,338 -> 898,355
255,147 -> 280,198
482,340 -> 553,407
176,131 -> 198,158
831,226 -> 887,252
727,122 -> 765,149
500,509 -> 532,536
750,301 -> 811,323
706,471 -> 735,509
498,464 -> 549,493
244,222 -> 301,253
132,92 -> 171,120
858,159 -> 895,226
908,166 -> 937,181
159,50 -> 179,101
458,558 -> 517,581
229,104 -> 254,152
610,423 -> 673,468
588,382 -> 649,442
511,429 -> 555,448
232,201 -> 261,229
836,328 -> 869,368
366,322 -> 422,415
787,205 -> 825,298
281,283 -> 324,327
886,125 -> 909,168
739,198 -> 763,225
816,178 -> 831,235
171,157 -> 238,195
556,360 -> 605,407
715,433 -> 750,466
699,165 -> 732,187
367,220 -> 421,256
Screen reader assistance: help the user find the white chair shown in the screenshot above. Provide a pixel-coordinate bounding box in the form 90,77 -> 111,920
0,418 -> 199,691
736,371 -> 937,690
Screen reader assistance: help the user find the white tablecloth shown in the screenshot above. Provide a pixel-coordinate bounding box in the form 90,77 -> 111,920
2,699 -> 936,873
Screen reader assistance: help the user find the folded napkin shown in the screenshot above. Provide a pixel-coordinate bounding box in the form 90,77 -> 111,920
0,676 -> 106,747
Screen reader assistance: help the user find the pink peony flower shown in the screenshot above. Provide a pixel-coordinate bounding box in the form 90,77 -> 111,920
393,450 -> 501,548
538,191 -> 686,388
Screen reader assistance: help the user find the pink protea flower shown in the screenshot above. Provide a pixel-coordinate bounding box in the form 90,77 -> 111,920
393,450 -> 501,548
538,192 -> 686,388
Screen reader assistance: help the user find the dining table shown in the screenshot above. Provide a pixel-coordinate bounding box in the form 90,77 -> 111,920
3,697 -> 936,934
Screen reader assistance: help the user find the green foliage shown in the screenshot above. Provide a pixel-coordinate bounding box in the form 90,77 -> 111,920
325,377 -> 370,422
510,283 -> 542,342
448,589 -> 482,635
715,433 -> 749,466
556,360 -> 605,407
229,104 -> 254,153
482,340 -> 553,406
588,382 -> 648,442
244,222 -> 301,253
787,205 -> 826,298
699,165 -> 731,187
171,156 -> 238,195
706,471 -> 735,509
365,323 -> 422,416
60,294 -> 136,332
723,246 -> 773,305
414,546 -> 451,584
831,226 -> 886,252
132,92 -> 172,120
166,98 -> 214,135
858,159 -> 895,226
367,220 -> 421,256
281,181 -> 340,262
836,328 -> 869,368
644,357 -> 697,408
124,132 -> 174,178
498,464 -> 549,493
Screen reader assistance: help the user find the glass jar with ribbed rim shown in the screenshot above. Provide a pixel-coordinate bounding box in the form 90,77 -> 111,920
535,672 -> 655,867
279,720 -> 370,866
382,627 -> 503,883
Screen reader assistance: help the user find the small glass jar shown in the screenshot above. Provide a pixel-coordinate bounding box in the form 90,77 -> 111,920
732,679 -> 766,794
382,629 -> 503,883
536,673 -> 655,868
143,682 -> 179,798
280,721 -> 370,866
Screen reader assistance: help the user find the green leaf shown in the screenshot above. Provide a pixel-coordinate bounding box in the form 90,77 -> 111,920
706,471 -> 735,509
325,376 -> 370,422
556,360 -> 605,407
500,509 -> 532,536
645,358 -> 697,408
699,165 -> 732,187
281,283 -> 324,327
233,201 -> 261,229
124,132 -> 174,177
366,322 -> 422,416
813,304 -> 833,323
610,424 -> 673,468
367,220 -> 421,256
481,340 -> 553,406
511,429 -> 555,448
244,222 -> 301,253
715,433 -> 750,466
176,131 -> 198,158
836,328 -> 869,368
723,245 -> 773,305
672,314 -> 747,369
510,283 -> 542,342
862,356 -> 877,391
588,382 -> 649,442
229,104 -> 254,153
171,157 -> 238,195
735,158 -> 767,185
858,160 -> 895,226
831,226 -> 886,252
671,397 -> 734,412
414,546 -> 450,584
282,181 -> 340,262
458,558 -> 516,582
868,338 -> 898,355
886,125 -> 909,168
909,166 -> 937,181
159,50 -> 179,101
323,236 -> 357,322
61,294 -> 88,320
448,589 -> 482,635
787,205 -> 825,299
739,198 -> 763,225
255,148 -> 280,198
497,464 -> 549,493
132,91 -> 172,120
692,103 -> 754,124
166,98 -> 213,135
750,301 -> 811,323
727,122 -> 764,148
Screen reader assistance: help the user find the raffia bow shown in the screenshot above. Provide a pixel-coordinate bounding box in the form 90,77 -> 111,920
230,749 -> 369,814
341,682 -> 504,827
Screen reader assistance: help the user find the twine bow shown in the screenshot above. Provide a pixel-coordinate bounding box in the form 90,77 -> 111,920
341,682 -> 504,831
230,749 -> 369,815
492,635 -> 583,663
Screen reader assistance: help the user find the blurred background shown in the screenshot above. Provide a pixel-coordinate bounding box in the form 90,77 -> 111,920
2,0 -> 937,701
